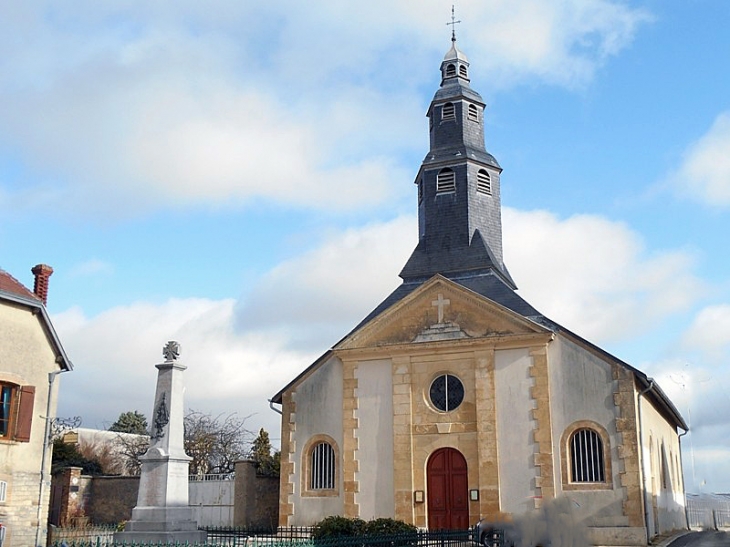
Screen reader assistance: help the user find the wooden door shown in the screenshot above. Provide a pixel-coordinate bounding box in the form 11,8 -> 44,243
427,447 -> 469,530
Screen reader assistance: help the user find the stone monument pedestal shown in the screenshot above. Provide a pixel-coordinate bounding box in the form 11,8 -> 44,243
115,342 -> 207,544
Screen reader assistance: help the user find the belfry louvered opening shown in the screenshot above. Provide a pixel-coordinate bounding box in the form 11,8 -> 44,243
459,65 -> 468,77
570,428 -> 605,482
310,441 -> 335,489
442,102 -> 455,120
477,170 -> 491,194
446,64 -> 456,77
468,104 -> 478,122
437,169 -> 456,194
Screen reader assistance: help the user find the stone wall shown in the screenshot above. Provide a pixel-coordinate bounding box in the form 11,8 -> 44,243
87,476 -> 140,524
50,465 -> 279,528
234,460 -> 279,529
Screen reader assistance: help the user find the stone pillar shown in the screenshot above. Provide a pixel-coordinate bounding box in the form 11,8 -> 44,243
115,341 -> 206,544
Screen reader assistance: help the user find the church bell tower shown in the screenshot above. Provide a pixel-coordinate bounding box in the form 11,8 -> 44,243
400,34 -> 515,289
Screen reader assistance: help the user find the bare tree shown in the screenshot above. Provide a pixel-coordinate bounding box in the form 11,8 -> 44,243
184,410 -> 253,475
113,433 -> 151,475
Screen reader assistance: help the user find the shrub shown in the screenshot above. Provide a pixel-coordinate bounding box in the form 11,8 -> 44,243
364,518 -> 417,536
312,516 -> 417,545
313,516 -> 367,540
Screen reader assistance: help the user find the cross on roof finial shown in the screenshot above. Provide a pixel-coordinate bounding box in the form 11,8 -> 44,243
447,5 -> 461,42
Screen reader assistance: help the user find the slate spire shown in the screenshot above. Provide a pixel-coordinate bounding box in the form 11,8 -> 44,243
400,37 -> 515,288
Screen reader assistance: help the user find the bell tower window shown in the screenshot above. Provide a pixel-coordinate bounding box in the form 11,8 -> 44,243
477,170 -> 491,195
459,65 -> 468,78
468,104 -> 478,122
437,169 -> 456,194
442,103 -> 455,120
445,64 -> 456,77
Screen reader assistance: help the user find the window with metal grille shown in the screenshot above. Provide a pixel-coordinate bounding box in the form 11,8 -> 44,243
570,429 -> 605,482
468,104 -> 478,122
442,102 -> 455,120
459,65 -> 468,77
310,442 -> 335,490
0,480 -> 6,502
477,170 -> 491,194
446,64 -> 456,77
429,374 -> 464,412
437,169 -> 456,194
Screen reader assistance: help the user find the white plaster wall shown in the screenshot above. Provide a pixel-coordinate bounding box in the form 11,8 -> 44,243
495,348 -> 537,515
354,359 -> 394,519
548,336 -> 627,526
291,354 -> 344,524
0,301 -> 63,547
639,397 -> 687,536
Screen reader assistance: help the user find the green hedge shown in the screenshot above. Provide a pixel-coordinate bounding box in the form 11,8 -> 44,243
312,516 -> 417,540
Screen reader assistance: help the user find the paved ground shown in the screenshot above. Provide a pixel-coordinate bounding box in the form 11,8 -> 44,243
664,530 -> 730,547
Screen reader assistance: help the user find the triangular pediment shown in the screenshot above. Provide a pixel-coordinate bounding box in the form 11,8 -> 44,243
336,275 -> 548,350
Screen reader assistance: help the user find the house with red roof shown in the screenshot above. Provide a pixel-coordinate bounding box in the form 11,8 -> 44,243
0,265 -> 73,547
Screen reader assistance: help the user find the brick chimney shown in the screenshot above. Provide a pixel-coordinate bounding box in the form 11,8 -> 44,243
31,264 -> 54,305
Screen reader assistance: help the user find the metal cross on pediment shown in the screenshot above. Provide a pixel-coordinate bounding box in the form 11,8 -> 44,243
447,5 -> 461,42
432,293 -> 451,324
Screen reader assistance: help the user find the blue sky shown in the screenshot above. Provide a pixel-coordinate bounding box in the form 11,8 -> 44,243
2,1 -> 730,493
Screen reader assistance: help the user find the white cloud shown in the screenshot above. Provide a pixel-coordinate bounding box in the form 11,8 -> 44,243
236,216 -> 418,348
681,304 -> 730,362
0,0 -> 650,217
673,111 -> 730,207
503,208 -> 703,343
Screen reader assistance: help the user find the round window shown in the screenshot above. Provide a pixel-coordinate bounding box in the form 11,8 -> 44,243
429,374 -> 464,412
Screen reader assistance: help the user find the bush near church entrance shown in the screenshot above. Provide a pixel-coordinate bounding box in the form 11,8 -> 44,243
312,516 -> 417,541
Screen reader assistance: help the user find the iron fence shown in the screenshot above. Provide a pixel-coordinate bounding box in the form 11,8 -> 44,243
47,523 -> 118,546
49,527 -> 478,547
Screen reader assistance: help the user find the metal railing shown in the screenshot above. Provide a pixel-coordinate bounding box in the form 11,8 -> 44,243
47,524 -> 118,546
49,527 -> 478,547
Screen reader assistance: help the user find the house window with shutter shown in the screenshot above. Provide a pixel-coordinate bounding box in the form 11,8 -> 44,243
0,382 -> 35,442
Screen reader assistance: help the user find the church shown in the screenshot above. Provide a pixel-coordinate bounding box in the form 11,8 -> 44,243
271,35 -> 688,546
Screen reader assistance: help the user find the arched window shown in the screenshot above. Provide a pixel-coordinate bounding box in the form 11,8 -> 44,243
477,170 -> 491,194
442,102 -> 455,120
459,65 -> 468,78
418,177 -> 423,203
570,428 -> 605,482
310,441 -> 335,490
436,169 -> 456,194
446,64 -> 456,77
468,104 -> 478,122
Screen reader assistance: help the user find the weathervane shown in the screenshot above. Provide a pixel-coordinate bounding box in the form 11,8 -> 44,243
447,5 -> 461,42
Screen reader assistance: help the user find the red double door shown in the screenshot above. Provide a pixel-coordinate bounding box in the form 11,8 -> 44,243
427,447 -> 469,530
